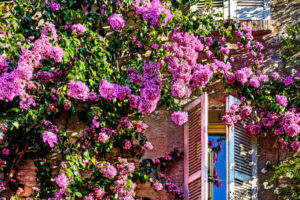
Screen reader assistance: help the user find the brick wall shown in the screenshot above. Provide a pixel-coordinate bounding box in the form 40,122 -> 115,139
7,0 -> 300,199
136,110 -> 184,199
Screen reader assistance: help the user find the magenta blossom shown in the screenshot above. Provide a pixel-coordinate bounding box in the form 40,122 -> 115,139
283,76 -> 294,86
271,72 -> 280,80
171,111 -> 188,126
276,95 -> 288,107
71,23 -> 86,35
55,173 -> 69,189
43,131 -> 58,148
153,180 -> 164,191
144,141 -> 153,150
98,131 -> 110,143
290,141 -> 300,152
67,80 -> 89,101
108,14 -> 126,31
124,140 -> 132,150
2,148 -> 10,156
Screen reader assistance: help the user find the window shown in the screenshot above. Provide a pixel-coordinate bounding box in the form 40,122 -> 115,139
184,93 -> 258,200
191,0 -> 271,20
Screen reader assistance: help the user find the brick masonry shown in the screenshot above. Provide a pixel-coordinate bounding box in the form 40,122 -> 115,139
6,0 -> 299,199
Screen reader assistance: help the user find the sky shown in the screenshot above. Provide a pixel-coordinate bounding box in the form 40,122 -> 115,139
208,135 -> 227,200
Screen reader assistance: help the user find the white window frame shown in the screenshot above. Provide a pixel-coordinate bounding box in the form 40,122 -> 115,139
191,0 -> 270,20
226,95 -> 258,200
184,94 -> 258,200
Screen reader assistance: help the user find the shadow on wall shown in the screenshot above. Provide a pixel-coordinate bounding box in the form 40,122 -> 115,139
262,0 -> 300,74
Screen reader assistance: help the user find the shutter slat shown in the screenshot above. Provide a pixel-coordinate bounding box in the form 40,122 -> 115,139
237,0 -> 264,6
184,93 -> 208,200
189,103 -> 202,176
189,178 -> 202,200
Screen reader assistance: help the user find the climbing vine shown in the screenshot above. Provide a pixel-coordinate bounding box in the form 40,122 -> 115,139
0,0 -> 298,199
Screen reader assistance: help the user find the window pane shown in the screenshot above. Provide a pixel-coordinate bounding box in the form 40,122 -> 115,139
208,135 -> 226,200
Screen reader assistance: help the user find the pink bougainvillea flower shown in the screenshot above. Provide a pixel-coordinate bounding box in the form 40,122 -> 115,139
153,180 -> 164,191
43,131 -> 58,148
276,95 -> 288,107
67,80 -> 89,101
144,141 -> 153,150
283,76 -> 294,86
124,140 -> 132,150
108,13 -> 126,31
98,131 -> 110,143
2,148 -> 10,156
55,173 -> 69,189
71,23 -> 86,35
171,111 -> 188,126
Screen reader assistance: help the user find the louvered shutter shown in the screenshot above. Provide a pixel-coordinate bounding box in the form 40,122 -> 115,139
234,0 -> 270,20
226,95 -> 258,200
191,0 -> 229,18
184,93 -> 208,200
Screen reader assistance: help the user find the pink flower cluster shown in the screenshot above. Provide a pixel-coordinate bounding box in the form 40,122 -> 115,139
19,95 -> 36,110
246,121 -> 263,135
36,69 -> 63,83
67,80 -> 89,101
114,157 -> 136,200
171,111 -> 188,126
2,148 -> 10,156
283,76 -> 294,86
278,109 -> 300,138
276,95 -> 288,107
97,162 -> 117,178
235,25 -> 264,66
43,131 -> 58,148
153,180 -> 164,191
71,23 -> 86,35
230,67 -> 271,89
164,178 -> 185,198
45,0 -> 61,11
164,31 -> 210,98
42,121 -> 59,148
132,120 -> 149,132
99,79 -> 131,101
108,14 -> 126,31
124,140 -> 132,149
290,141 -> 300,152
128,61 -> 162,114
98,128 -> 112,143
144,141 -> 153,150
0,22 -> 64,107
55,173 -> 69,189
271,72 -> 280,80
0,55 -> 8,74
98,131 -> 110,143
165,31 -> 204,66
192,64 -> 213,89
119,117 -> 132,129
222,103 -> 253,126
134,0 -> 173,27
235,67 -> 253,84
83,187 -> 106,199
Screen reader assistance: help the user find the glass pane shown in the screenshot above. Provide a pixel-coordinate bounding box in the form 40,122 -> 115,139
208,135 -> 226,200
